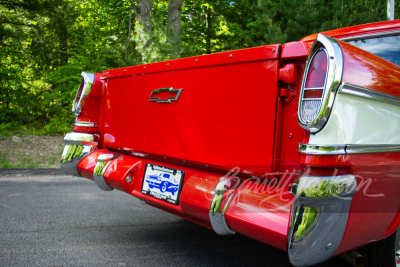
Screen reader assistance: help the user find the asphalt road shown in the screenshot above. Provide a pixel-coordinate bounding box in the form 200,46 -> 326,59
0,175 -> 353,267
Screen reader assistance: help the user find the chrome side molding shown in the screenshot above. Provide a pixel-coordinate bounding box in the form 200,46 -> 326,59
93,153 -> 117,191
298,143 -> 400,155
346,144 -> 400,153
340,29 -> 400,41
298,143 -> 346,155
288,174 -> 357,266
339,83 -> 400,107
74,121 -> 97,128
60,132 -> 96,177
209,177 -> 241,235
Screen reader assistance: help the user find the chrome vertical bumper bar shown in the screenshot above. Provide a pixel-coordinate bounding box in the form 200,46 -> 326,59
209,177 -> 242,235
288,174 -> 357,266
93,153 -> 117,191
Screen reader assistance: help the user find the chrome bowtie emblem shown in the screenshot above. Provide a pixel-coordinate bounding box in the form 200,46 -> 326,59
149,87 -> 183,103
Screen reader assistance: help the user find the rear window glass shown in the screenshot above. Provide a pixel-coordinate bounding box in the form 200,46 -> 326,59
346,35 -> 400,67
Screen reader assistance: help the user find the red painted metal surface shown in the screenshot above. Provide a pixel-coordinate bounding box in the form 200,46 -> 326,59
76,150 -> 292,249
278,63 -> 297,85
101,45 -> 279,80
340,40 -> 400,98
100,44 -> 281,177
301,19 -> 400,42
281,41 -> 310,62
226,179 -> 293,251
278,63 -> 309,174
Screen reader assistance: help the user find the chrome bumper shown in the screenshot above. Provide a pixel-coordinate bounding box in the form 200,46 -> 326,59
60,132 -> 119,191
287,174 -> 357,266
60,132 -> 96,177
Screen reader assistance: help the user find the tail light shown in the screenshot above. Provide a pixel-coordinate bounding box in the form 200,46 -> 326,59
298,34 -> 343,133
72,72 -> 95,117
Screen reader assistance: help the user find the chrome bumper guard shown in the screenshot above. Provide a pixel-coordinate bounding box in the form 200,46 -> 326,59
287,174 -> 357,267
60,132 -> 96,177
93,153 -> 118,191
209,177 -> 242,235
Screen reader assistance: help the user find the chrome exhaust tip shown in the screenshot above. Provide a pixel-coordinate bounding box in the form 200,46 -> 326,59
340,250 -> 366,267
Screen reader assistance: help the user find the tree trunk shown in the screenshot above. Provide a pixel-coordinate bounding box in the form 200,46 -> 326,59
167,0 -> 183,59
125,0 -> 136,60
137,0 -> 152,48
205,5 -> 212,54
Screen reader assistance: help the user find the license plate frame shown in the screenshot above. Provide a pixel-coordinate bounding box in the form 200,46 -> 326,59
141,163 -> 184,205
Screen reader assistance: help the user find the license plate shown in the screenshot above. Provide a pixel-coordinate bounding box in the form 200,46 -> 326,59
141,164 -> 184,205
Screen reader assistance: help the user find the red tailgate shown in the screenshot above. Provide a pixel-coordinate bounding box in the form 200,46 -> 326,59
101,45 -> 280,175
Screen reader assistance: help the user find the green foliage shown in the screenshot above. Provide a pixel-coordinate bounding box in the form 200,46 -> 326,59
295,207 -> 318,239
0,0 -> 392,134
297,179 -> 349,198
134,17 -> 175,63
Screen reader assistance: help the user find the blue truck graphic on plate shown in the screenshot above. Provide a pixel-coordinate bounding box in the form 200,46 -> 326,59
145,173 -> 179,195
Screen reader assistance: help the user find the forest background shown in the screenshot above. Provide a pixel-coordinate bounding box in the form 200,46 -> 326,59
1,0 -> 399,136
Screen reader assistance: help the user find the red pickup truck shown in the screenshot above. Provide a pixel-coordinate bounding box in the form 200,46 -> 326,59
60,19 -> 400,266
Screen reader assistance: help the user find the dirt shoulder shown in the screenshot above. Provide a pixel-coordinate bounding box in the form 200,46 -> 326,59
0,135 -> 64,168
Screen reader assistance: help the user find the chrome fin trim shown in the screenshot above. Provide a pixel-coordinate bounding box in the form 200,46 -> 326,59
297,34 -> 344,134
339,83 -> 400,107
299,143 -> 400,155
72,72 -> 95,117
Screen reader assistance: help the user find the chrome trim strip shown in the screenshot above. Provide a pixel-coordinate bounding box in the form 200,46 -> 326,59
346,144 -> 400,154
64,132 -> 94,142
298,143 -> 346,155
74,121 -> 97,128
340,30 -> 400,41
338,83 -> 400,107
298,34 -> 344,133
299,143 -> 400,155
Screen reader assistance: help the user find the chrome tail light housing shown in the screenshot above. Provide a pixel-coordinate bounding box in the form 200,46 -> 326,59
72,72 -> 95,117
298,34 -> 343,133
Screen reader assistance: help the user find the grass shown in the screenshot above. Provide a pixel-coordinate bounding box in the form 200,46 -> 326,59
0,150 -> 44,168
0,121 -> 70,137
47,144 -> 64,167
0,151 -> 12,168
0,136 -> 64,169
